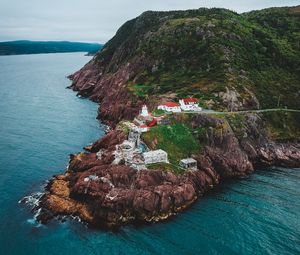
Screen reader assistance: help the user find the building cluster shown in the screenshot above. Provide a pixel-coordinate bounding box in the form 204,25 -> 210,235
107,101 -> 200,172
95,98 -> 202,173
158,97 -> 202,113
83,99 -> 201,190
113,127 -> 168,171
112,125 -> 197,172
131,97 -> 202,133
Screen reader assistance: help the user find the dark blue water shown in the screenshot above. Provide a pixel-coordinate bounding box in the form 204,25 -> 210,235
0,53 -> 299,255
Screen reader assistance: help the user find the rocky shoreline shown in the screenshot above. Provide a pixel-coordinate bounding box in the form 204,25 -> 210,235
22,6 -> 300,228
31,112 -> 300,228
23,54 -> 300,229
33,129 -> 216,228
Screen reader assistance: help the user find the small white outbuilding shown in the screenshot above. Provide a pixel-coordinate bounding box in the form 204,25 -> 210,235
179,158 -> 198,171
143,149 -> 169,165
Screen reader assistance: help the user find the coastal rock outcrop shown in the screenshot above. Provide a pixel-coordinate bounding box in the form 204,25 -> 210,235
23,6 -> 300,229
69,59 -> 145,126
36,131 -> 219,227
35,111 -> 300,228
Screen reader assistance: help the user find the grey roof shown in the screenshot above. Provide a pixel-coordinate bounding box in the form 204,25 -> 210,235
180,158 -> 197,164
143,149 -> 167,157
87,175 -> 99,181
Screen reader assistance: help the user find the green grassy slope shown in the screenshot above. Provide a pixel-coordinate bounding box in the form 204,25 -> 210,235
93,6 -> 300,110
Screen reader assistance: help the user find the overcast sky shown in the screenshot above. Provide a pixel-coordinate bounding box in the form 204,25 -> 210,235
0,0 -> 299,43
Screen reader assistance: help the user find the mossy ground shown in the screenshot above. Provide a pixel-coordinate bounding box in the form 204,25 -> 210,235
142,124 -> 202,166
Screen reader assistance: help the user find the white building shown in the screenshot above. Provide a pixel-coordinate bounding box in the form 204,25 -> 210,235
120,140 -> 136,160
157,102 -> 181,113
140,105 -> 149,117
179,158 -> 198,171
84,175 -> 99,182
179,98 -> 202,112
139,125 -> 149,133
143,149 -> 169,165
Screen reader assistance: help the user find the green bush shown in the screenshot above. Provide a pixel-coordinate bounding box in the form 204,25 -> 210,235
152,109 -> 165,116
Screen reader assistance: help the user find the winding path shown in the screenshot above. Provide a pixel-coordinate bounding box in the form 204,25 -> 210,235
182,108 -> 300,115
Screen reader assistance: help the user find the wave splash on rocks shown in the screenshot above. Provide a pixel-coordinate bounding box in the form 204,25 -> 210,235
21,114 -> 300,229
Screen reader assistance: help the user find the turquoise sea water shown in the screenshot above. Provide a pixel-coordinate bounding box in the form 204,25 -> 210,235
0,53 -> 299,255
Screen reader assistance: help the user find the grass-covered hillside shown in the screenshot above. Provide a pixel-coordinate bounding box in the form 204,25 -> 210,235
93,6 -> 300,110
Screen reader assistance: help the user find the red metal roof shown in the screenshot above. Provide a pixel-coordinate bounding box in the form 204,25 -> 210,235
140,125 -> 148,128
183,98 -> 198,104
163,102 -> 180,107
148,118 -> 157,127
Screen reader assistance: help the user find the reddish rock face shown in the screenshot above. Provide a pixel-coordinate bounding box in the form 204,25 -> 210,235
255,143 -> 300,168
90,129 -> 126,153
69,59 -> 144,127
189,114 -> 254,178
68,153 -> 100,172
67,161 -> 213,227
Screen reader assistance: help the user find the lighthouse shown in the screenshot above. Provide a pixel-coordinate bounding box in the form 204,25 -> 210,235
141,105 -> 149,117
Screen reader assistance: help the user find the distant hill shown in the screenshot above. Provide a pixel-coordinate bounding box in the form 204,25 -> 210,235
0,40 -> 103,55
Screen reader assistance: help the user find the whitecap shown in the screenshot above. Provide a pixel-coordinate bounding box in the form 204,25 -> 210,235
19,192 -> 43,209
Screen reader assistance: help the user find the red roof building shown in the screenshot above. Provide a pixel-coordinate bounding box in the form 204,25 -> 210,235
163,102 -> 180,107
158,102 -> 182,113
179,97 -> 202,112
182,97 -> 198,105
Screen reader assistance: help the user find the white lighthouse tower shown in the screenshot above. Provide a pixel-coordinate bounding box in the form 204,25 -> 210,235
141,105 -> 149,117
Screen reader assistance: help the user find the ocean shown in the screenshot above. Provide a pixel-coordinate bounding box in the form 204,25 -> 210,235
0,53 -> 299,255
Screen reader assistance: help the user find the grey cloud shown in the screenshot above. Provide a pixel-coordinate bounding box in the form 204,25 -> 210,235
0,0 -> 299,43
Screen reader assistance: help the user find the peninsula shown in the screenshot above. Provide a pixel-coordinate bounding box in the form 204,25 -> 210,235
28,6 -> 300,228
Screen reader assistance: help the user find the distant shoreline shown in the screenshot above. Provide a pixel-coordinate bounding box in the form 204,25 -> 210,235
0,40 -> 103,56
0,51 -> 95,57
